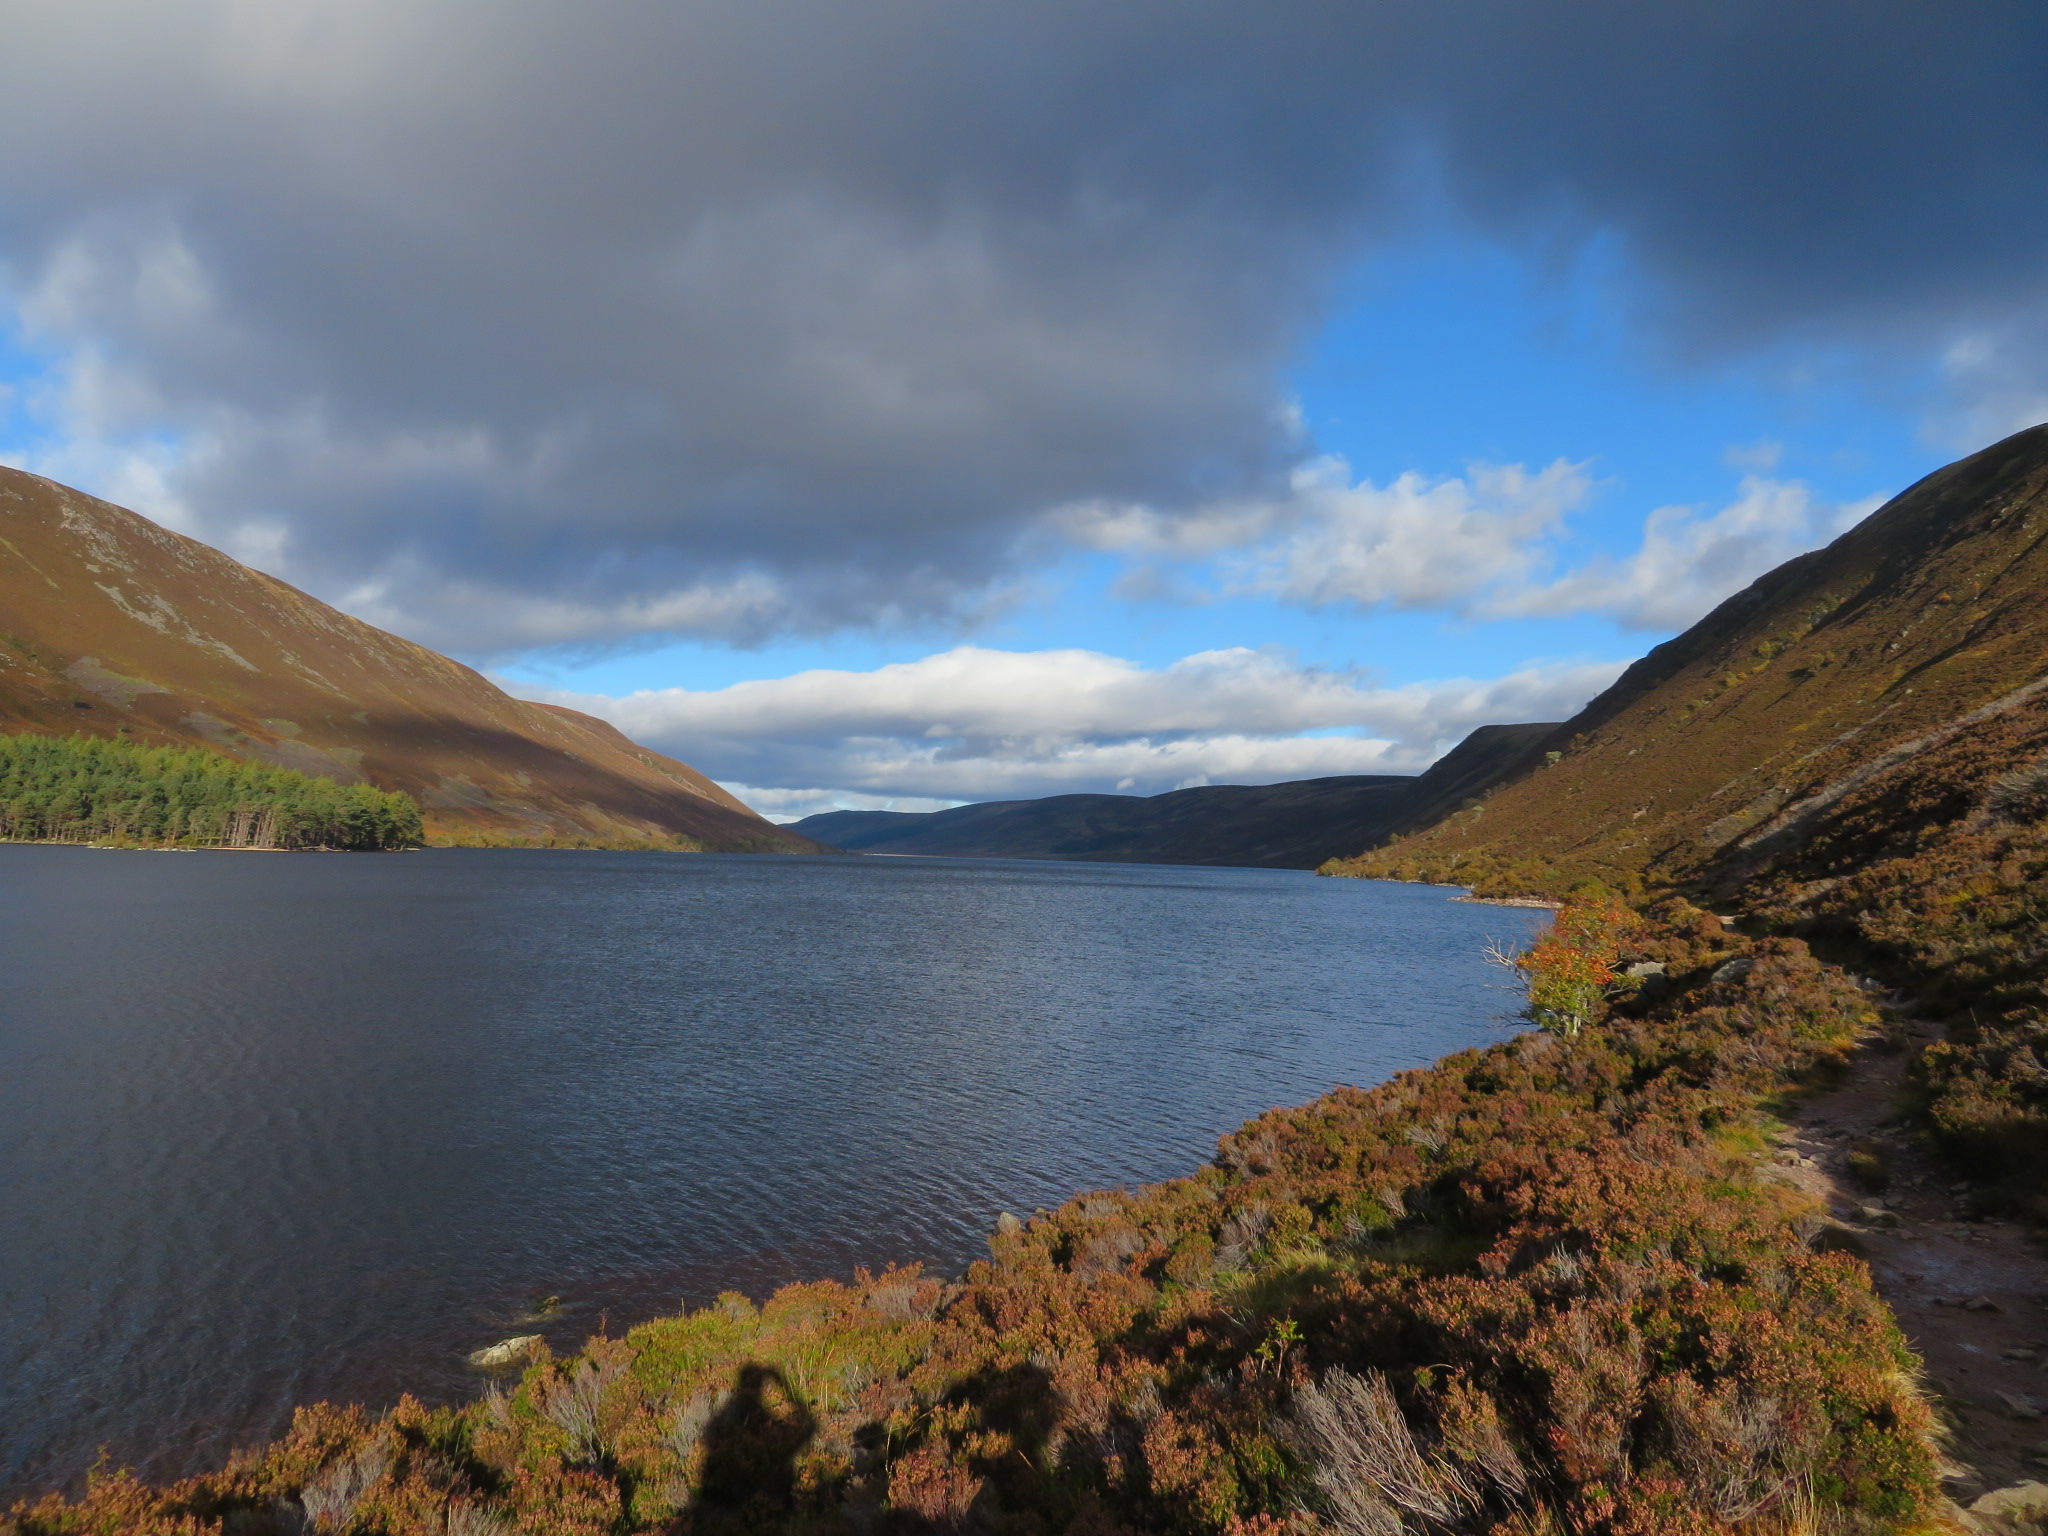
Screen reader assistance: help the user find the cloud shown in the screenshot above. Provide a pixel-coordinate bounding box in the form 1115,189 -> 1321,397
1931,309 -> 2048,451
1495,476 -> 1886,629
1232,458 -> 1595,610
513,644 -> 1623,807
1070,457 -> 1882,632
2,1 -> 2045,649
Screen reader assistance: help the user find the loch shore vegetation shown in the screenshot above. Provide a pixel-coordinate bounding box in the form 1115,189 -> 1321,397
0,734 -> 422,850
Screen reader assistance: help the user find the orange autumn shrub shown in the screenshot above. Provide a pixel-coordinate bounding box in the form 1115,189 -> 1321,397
1491,902 -> 1641,1038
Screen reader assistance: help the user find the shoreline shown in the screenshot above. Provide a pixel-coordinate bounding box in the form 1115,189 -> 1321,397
8,895 -> 1955,1533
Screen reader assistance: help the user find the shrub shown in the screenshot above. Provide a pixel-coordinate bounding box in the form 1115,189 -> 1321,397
1487,901 -> 1640,1038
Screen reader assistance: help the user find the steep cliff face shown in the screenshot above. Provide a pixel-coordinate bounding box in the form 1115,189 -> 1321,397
1339,424 -> 2048,896
0,468 -> 821,852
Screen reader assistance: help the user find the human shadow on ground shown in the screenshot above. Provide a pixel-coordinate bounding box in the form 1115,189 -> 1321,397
684,1364 -> 817,1534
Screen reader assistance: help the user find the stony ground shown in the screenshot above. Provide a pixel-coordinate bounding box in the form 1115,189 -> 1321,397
1773,1019 -> 2048,1506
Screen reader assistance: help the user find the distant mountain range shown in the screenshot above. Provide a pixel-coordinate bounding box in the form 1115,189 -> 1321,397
0,468 -> 822,852
791,721 -> 1558,868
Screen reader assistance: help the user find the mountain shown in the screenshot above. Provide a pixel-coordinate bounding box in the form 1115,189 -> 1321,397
0,468 -> 822,852
1338,424 -> 2048,1228
793,721 -> 1557,867
1335,423 -> 2048,899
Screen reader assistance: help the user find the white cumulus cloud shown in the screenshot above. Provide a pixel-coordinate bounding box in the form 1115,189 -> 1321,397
1065,458 -> 1888,634
509,644 -> 1623,814
1490,475 -> 1887,630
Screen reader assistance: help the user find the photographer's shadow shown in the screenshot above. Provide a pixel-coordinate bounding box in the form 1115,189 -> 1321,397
684,1364 -> 816,1533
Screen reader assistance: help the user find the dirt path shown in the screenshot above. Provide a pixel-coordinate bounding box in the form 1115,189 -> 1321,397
1773,1019 -> 2048,1498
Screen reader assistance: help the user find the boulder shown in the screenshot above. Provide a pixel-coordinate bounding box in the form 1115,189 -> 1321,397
469,1335 -> 543,1369
1963,1481 -> 2048,1535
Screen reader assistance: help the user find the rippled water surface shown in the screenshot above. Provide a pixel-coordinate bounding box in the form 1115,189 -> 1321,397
0,845 -> 1541,1495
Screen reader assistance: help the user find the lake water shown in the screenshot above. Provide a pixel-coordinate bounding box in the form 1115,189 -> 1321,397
0,845 -> 1541,1498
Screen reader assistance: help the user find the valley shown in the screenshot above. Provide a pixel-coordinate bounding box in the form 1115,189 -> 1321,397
18,431 -> 2048,1533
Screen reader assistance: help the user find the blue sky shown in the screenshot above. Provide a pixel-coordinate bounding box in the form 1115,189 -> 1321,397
494,232 -> 1948,711
2,2 -> 2042,818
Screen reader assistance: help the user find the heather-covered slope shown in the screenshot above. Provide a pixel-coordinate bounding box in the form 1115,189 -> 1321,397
0,469 -> 820,852
1333,423 -> 2048,899
1339,423 -> 2048,1252
795,724 -> 1556,869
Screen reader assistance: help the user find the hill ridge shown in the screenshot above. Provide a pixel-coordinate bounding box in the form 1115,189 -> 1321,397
0,467 -> 819,852
796,722 -> 1556,868
1331,423 -> 2048,893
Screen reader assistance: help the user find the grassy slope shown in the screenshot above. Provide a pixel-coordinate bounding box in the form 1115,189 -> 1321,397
0,469 -> 821,854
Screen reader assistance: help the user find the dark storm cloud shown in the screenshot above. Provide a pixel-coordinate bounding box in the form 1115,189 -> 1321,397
2,0 -> 2044,651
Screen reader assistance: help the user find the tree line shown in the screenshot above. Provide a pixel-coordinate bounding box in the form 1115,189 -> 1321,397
0,733 -> 423,850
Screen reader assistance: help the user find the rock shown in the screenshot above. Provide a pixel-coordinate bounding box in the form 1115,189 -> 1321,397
1855,1204 -> 1902,1229
2006,1348 -> 2042,1363
469,1335 -> 543,1369
1998,1392 -> 2046,1422
1623,960 -> 1671,994
1711,956 -> 1754,983
1967,1296 -> 2005,1313
994,1211 -> 1024,1237
1964,1481 -> 2048,1536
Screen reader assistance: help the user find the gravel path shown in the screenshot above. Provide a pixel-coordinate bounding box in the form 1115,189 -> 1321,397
1773,1019 -> 2048,1500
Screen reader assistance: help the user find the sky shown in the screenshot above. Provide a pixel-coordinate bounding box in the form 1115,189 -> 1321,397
1,1 -> 2043,820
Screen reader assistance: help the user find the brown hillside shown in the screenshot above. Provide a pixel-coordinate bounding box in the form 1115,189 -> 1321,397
1336,423 -> 2048,897
0,467 -> 821,852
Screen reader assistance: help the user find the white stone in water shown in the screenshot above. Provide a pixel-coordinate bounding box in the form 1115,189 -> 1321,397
469,1335 -> 543,1368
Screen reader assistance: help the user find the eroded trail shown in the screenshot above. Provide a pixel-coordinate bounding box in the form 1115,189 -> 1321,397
1775,1025 -> 2048,1496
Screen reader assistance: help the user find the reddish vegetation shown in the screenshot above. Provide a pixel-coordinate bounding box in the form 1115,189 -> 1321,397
1493,902 -> 1639,1038
0,468 -> 819,852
